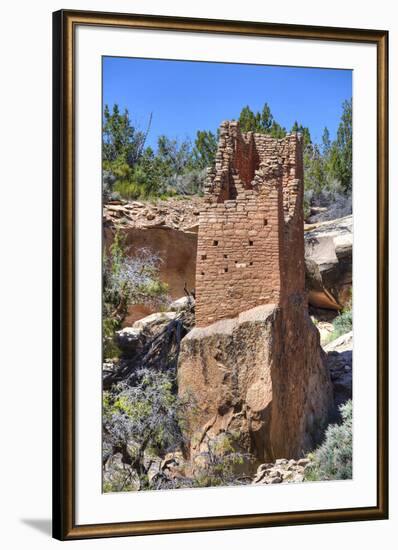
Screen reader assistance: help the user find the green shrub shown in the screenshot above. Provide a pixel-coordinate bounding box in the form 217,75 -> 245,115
326,303 -> 352,343
103,369 -> 190,487
332,309 -> 352,336
192,432 -> 252,488
305,400 -> 352,481
303,190 -> 312,220
103,317 -> 121,359
113,179 -> 142,200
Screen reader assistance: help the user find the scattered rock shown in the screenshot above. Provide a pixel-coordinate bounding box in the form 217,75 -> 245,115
115,327 -> 144,355
161,452 -> 186,479
133,311 -> 177,330
169,296 -> 194,312
269,476 -> 282,484
252,457 -> 312,485
297,458 -> 310,467
103,453 -> 140,492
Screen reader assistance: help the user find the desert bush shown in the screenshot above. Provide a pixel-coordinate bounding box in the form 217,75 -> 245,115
162,168 -> 207,196
303,189 -> 313,220
331,309 -> 352,338
326,300 -> 352,344
103,368 -> 190,488
105,250 -> 168,308
103,232 -> 169,359
308,179 -> 352,222
103,372 -> 252,491
103,317 -> 122,359
305,400 -> 352,481
102,170 -> 117,201
192,432 -> 253,488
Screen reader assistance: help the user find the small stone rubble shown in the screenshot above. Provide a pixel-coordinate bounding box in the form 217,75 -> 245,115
252,458 -> 312,485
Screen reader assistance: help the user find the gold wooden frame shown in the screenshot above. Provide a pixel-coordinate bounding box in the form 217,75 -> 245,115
52,9 -> 389,540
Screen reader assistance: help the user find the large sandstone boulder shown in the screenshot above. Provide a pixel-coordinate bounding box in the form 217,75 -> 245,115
305,215 -> 352,310
104,305 -> 194,389
178,303 -> 334,466
115,311 -> 178,356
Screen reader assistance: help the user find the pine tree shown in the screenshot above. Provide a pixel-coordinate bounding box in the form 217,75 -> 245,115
194,130 -> 218,168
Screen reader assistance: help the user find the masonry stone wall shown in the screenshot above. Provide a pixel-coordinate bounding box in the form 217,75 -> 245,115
195,120 -> 305,327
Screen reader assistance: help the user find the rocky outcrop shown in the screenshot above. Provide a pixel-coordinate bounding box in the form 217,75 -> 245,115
305,215 -> 352,310
104,198 -> 201,324
103,196 -> 203,232
178,302 -> 334,466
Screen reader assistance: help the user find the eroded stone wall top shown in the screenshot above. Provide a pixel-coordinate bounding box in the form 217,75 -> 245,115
195,121 -> 305,327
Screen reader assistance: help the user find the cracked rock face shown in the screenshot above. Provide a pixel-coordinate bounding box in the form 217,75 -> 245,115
178,303 -> 334,467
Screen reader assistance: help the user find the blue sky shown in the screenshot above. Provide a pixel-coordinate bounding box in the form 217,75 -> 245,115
103,57 -> 352,150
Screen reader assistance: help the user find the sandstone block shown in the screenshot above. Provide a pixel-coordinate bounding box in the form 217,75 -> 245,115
178,304 -> 334,465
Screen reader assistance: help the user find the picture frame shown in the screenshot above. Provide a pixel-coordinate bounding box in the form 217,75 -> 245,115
52,9 -> 389,541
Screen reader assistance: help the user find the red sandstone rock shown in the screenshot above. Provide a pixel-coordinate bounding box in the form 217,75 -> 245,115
178,304 -> 334,464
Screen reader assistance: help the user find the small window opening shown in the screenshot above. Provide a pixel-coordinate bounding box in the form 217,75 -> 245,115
201,254 -> 207,260
250,261 -> 253,266
264,219 -> 268,226
213,240 -> 218,246
249,240 -> 254,246
224,254 -> 228,259
201,271 -> 205,276
224,268 -> 228,273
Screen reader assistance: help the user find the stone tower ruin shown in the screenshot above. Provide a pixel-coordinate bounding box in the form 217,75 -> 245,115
178,121 -> 334,466
195,120 -> 305,327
